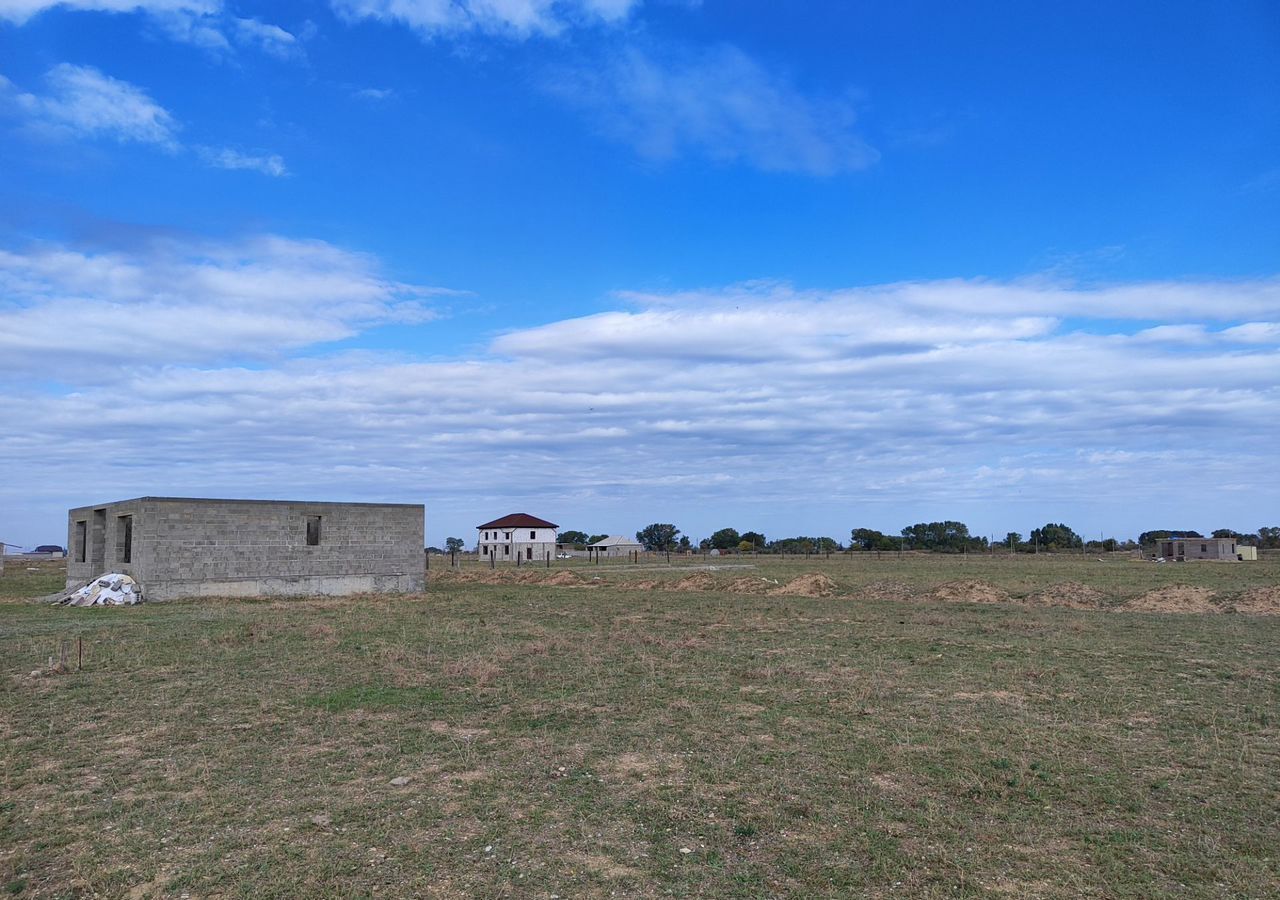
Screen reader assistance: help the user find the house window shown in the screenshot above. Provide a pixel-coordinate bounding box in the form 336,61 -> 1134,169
482,546 -> 488,555
1201,543 -> 1207,554
116,515 -> 132,563
74,520 -> 87,562
504,545 -> 510,556
306,515 -> 322,546
504,532 -> 511,540
530,530 -> 536,539
526,547 -> 532,560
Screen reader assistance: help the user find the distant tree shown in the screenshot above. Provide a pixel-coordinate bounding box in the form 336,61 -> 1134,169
557,530 -> 589,549
709,527 -> 741,550
677,535 -> 692,551
444,537 -> 465,554
901,521 -> 976,553
740,531 -> 766,551
1101,538 -> 1118,552
851,528 -> 896,551
425,546 -> 442,555
636,523 -> 681,551
588,534 -> 609,546
1258,526 -> 1280,549
1029,523 -> 1083,551
1004,532 -> 1023,551
1211,528 -> 1256,542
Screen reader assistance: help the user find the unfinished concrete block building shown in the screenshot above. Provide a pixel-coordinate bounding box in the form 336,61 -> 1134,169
66,497 -> 425,600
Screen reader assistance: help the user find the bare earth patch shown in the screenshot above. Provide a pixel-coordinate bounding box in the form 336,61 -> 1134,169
1126,586 -> 1221,614
1230,586 -> 1280,616
1023,581 -> 1107,609
768,573 -> 839,597
669,572 -> 716,591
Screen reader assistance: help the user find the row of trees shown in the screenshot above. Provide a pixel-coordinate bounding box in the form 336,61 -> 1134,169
435,523 -> 1279,555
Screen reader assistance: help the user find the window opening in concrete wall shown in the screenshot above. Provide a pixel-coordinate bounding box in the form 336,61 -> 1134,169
306,515 -> 322,546
530,530 -> 536,539
117,515 -> 132,563
504,545 -> 510,556
1201,543 -> 1207,554
526,547 -> 532,560
74,521 -> 87,562
90,509 -> 106,570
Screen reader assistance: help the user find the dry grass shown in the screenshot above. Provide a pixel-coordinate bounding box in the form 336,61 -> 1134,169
1,555 -> 1278,897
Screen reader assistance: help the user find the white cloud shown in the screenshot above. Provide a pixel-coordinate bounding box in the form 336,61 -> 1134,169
0,1 -> 301,57
1,250 -> 1277,546
550,44 -> 879,175
330,0 -> 640,38
0,0 -> 214,24
233,16 -> 301,59
4,64 -> 289,174
0,235 -> 445,367
6,63 -> 179,148
199,146 -> 289,176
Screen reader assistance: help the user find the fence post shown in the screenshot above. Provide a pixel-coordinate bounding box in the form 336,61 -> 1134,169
546,551 -> 550,569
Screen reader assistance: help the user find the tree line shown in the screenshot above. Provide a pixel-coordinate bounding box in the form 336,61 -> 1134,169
429,523 -> 1278,554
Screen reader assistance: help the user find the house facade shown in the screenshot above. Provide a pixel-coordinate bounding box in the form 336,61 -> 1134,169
66,497 -> 425,600
588,535 -> 644,558
1155,537 -> 1252,562
476,513 -> 558,563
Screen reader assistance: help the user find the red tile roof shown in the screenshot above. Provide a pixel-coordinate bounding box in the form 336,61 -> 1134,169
477,513 -> 558,530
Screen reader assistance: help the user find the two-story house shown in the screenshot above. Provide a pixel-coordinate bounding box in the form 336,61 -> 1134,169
476,513 -> 558,563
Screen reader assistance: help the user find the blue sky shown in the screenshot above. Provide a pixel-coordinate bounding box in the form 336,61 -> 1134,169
1,0 -> 1277,549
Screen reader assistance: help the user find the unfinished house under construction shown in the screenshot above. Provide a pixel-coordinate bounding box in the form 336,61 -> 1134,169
66,497 -> 425,600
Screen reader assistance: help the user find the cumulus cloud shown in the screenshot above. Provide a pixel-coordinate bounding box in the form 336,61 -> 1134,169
330,0 -> 640,38
4,64 -> 289,174
549,44 -> 879,175
0,234 -> 445,367
1,248 -> 1276,545
0,0 -> 301,57
5,63 -> 180,148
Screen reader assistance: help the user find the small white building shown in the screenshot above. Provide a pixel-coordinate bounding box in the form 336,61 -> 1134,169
588,535 -> 644,558
477,513 -> 558,563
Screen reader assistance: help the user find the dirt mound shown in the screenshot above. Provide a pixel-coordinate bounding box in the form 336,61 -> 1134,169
624,579 -> 661,591
1224,586 -> 1280,616
1024,581 -> 1107,610
542,571 -> 585,587
924,580 -> 1011,605
669,572 -> 716,592
768,573 -> 838,597
1125,586 -> 1219,614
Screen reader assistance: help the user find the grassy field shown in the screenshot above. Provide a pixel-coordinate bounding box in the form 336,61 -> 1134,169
2,555 -> 1278,898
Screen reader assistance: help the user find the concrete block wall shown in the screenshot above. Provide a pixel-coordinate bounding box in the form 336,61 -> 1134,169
68,497 -> 425,599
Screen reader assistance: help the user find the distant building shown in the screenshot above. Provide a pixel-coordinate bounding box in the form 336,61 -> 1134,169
1155,536 -> 1254,562
66,497 -> 425,600
588,535 -> 644,558
476,513 -> 558,563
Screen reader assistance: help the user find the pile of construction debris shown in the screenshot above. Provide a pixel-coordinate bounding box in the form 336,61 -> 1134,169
56,574 -> 143,606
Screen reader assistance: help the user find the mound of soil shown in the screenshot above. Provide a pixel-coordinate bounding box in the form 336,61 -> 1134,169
669,572 -> 716,592
1223,586 -> 1280,616
625,579 -> 661,591
924,580 -> 1011,605
769,573 -> 838,597
1024,581 -> 1107,610
1125,586 -> 1220,614
542,571 -> 585,587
